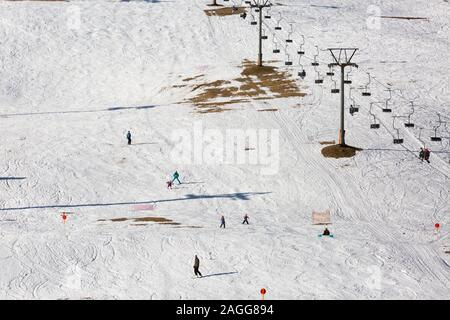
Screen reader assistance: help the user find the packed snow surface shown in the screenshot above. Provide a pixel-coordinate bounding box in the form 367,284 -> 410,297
0,0 -> 449,299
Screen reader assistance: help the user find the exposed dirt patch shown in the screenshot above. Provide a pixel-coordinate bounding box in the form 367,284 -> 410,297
183,60 -> 305,113
204,6 -> 246,17
183,75 -> 204,82
320,140 -> 336,145
379,16 -> 429,21
258,108 -> 278,112
321,144 -> 362,159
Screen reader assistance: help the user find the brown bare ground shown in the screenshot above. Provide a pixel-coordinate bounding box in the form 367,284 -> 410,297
321,144 -> 362,159
184,60 -> 305,113
204,7 -> 246,17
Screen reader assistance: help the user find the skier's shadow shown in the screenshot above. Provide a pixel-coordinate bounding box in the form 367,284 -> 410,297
201,271 -> 238,278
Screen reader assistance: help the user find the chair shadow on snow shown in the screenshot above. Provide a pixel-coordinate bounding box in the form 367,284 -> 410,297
0,192 -> 271,211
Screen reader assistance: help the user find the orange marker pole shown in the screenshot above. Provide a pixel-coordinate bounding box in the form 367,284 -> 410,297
260,288 -> 266,300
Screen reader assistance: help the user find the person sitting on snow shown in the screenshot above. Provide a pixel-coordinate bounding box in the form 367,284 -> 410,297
323,228 -> 331,236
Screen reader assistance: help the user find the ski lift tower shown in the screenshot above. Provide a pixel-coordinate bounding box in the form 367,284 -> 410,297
249,1 -> 273,67
328,48 -> 359,146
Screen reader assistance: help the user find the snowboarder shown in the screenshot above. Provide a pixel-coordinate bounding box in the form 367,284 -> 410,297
172,171 -> 181,184
323,228 -> 330,236
126,131 -> 132,145
240,12 -> 247,19
242,214 -> 249,225
419,148 -> 424,161
193,255 -> 202,277
167,180 -> 173,189
423,148 -> 431,163
220,215 -> 226,228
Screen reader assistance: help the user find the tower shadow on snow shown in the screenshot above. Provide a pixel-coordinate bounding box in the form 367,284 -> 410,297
0,192 -> 271,211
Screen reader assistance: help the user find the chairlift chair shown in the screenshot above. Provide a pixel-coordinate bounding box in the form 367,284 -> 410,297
361,73 -> 372,96
326,67 -> 335,77
286,24 -> 293,43
331,76 -> 339,93
297,36 -> 305,55
430,129 -> 442,141
275,13 -> 282,30
298,70 -> 306,78
430,114 -> 443,141
261,29 -> 268,40
298,55 -> 306,79
349,105 -> 359,115
272,36 -> 280,53
344,69 -> 352,84
383,88 -> 393,112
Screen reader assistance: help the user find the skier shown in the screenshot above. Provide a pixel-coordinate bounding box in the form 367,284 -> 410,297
126,130 -> 132,145
220,215 -> 226,228
423,148 -> 431,163
240,12 -> 247,19
419,148 -> 424,161
323,228 -> 331,236
242,214 -> 249,225
193,255 -> 202,278
172,171 -> 181,184
167,180 -> 173,189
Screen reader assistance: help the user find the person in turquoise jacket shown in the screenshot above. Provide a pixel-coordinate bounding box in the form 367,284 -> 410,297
172,171 -> 181,184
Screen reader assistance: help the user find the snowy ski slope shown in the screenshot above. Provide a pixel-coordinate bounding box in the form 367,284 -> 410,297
0,0 -> 449,299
